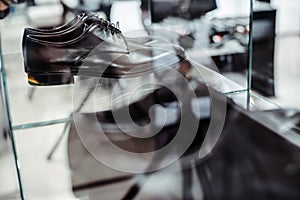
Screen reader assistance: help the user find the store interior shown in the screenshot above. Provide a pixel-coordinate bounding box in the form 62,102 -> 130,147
0,0 -> 300,199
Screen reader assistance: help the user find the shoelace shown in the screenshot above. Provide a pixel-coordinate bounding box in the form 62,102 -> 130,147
92,13 -> 121,35
92,13 -> 129,52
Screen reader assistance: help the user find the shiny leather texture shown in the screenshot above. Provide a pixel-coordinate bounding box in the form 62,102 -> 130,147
24,13 -> 93,34
22,13 -> 186,85
22,13 -> 107,55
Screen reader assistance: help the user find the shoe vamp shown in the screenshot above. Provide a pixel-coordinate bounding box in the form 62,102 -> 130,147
126,35 -> 170,45
89,34 -> 173,54
126,39 -> 185,64
82,44 -> 184,74
116,46 -> 183,69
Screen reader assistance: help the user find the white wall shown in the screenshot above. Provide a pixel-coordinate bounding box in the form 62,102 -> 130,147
215,0 -> 251,17
271,0 -> 300,34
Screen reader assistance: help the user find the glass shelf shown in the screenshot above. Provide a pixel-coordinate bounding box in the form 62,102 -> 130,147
0,1 -> 281,200
227,90 -> 280,111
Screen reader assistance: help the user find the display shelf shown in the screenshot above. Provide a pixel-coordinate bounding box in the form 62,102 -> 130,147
0,1 -> 278,199
227,90 -> 280,111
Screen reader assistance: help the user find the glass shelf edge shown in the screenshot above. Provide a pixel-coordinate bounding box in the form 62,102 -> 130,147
225,89 -> 248,95
12,117 -> 71,131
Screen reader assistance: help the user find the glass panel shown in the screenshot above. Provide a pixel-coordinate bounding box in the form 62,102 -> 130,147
3,0 -> 290,200
2,0 -> 299,199
14,124 -> 76,200
0,73 -> 21,199
0,135 -> 21,200
1,1 -> 298,200
0,36 -> 21,198
227,90 -> 280,111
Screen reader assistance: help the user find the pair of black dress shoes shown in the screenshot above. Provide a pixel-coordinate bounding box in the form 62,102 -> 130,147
22,12 -> 186,86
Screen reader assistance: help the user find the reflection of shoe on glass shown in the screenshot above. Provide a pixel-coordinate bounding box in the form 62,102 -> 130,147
22,13 -> 186,86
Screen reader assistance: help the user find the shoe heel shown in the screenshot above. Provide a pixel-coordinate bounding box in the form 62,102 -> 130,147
28,73 -> 74,86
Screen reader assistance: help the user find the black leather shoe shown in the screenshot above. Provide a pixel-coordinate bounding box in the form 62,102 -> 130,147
22,18 -> 185,86
22,13 -> 105,85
